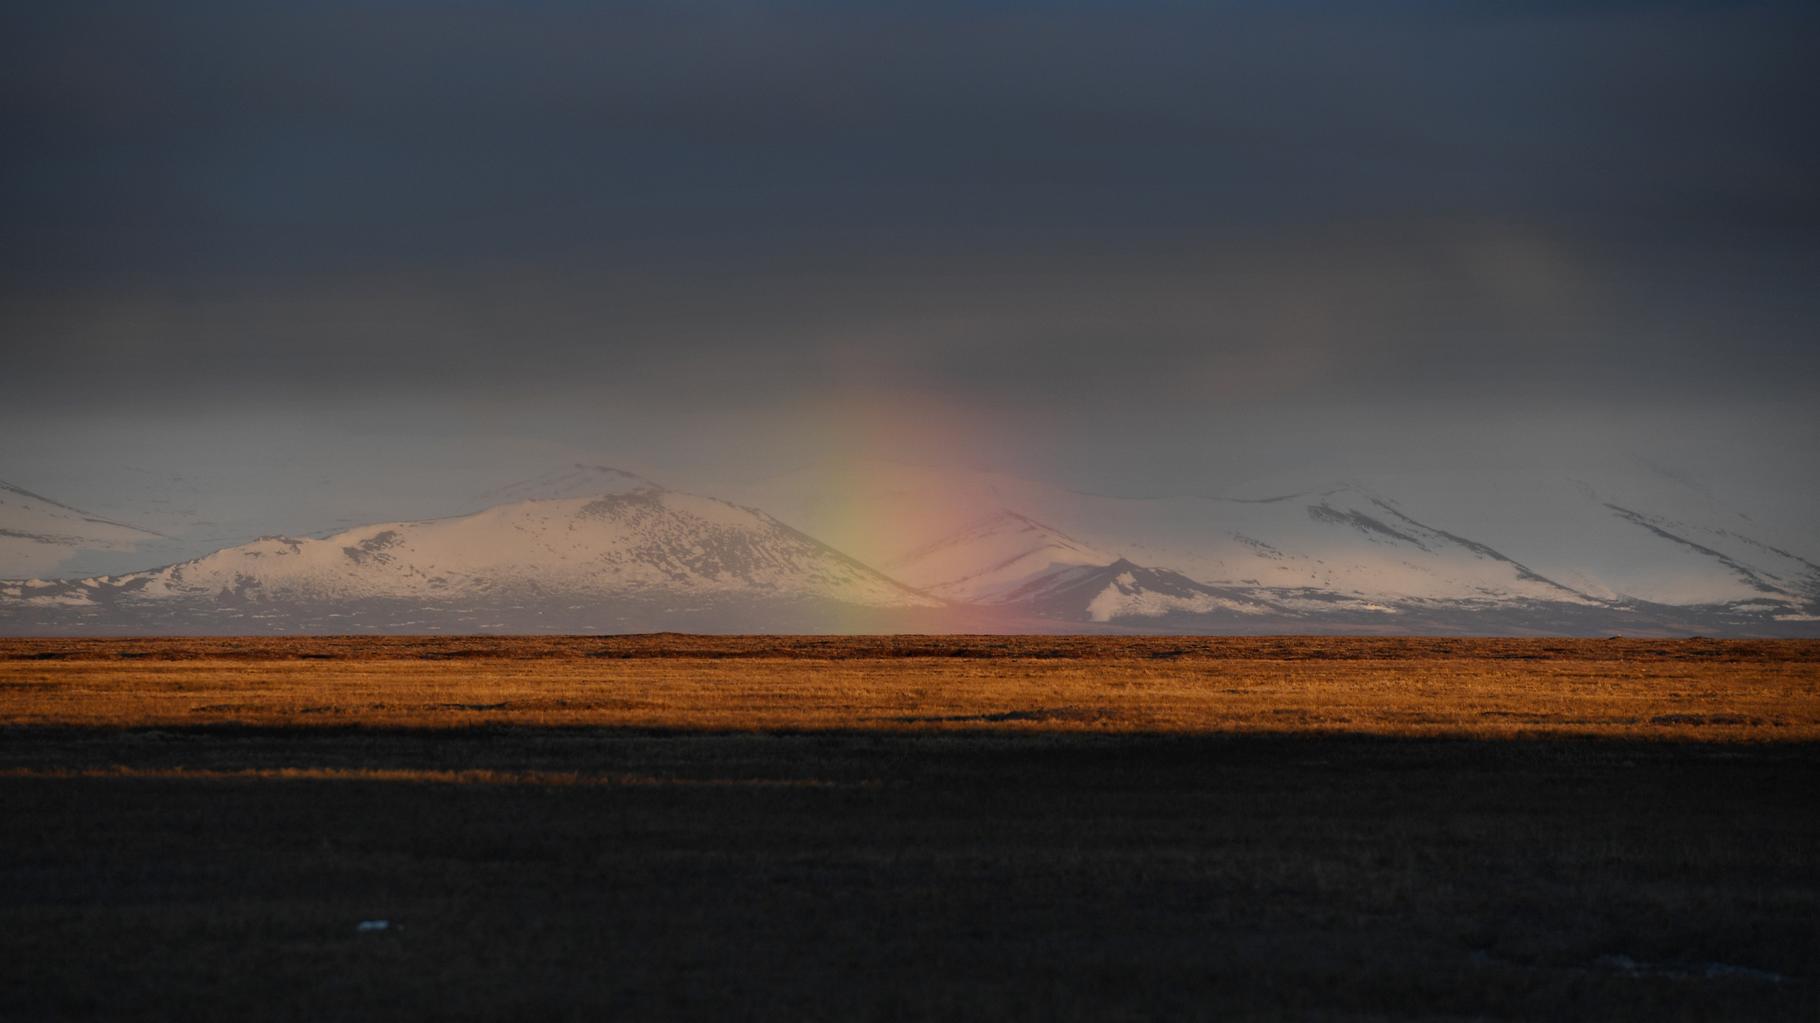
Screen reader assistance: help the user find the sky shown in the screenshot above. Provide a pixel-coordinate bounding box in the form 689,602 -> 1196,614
3,1 -> 1817,539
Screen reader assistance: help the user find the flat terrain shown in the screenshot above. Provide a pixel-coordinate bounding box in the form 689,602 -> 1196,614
6,635 -> 1818,739
2,637 -> 1817,1019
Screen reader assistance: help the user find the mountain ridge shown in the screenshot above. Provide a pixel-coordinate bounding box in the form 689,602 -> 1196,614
4,460 -> 1817,635
1,480 -> 943,634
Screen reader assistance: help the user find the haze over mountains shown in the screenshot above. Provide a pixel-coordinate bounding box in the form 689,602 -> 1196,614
2,460 -> 1815,636
0,482 -> 166,579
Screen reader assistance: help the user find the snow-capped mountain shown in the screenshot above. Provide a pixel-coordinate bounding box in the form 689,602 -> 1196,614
1,477 -> 941,634
0,480 -> 164,578
738,459 -> 1820,634
4,458 -> 1816,635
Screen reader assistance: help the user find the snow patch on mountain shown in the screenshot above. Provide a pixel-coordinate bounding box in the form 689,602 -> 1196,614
1084,568 -> 1272,622
997,559 -> 1282,625
886,510 -> 1114,603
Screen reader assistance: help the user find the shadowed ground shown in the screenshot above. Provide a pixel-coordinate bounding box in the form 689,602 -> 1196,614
1,638 -> 1816,1019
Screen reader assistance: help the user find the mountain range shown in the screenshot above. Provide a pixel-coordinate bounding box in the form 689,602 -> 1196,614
3,461 -> 1816,635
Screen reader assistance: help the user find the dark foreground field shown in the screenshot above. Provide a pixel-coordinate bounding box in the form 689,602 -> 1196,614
2,637 -> 1817,1020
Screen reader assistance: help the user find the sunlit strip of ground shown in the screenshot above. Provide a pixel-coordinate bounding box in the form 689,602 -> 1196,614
3,646 -> 1817,740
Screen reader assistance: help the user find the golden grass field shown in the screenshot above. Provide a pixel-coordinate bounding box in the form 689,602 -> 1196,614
3,636 -> 1817,1020
4,635 -> 1817,740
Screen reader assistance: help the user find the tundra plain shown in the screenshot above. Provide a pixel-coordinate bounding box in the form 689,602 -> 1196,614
2,636 -> 1817,1019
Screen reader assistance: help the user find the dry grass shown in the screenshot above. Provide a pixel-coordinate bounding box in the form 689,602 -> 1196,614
3,636 -> 1816,740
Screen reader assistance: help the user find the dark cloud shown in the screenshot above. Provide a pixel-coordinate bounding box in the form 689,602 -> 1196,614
2,2 -> 1816,500
9,3 -> 1818,270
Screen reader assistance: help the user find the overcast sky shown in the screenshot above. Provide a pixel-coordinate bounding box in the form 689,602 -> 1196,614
3,2 -> 1816,529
